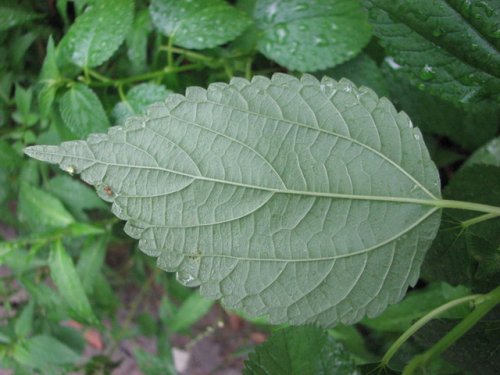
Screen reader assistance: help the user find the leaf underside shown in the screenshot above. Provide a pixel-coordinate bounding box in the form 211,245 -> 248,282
25,74 -> 441,327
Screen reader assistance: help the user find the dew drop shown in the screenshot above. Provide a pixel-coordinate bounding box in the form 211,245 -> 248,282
294,4 -> 308,11
413,133 -> 420,140
385,56 -> 401,70
266,2 -> 279,21
419,65 -> 435,81
313,36 -> 327,46
275,25 -> 288,43
432,28 -> 443,37
298,24 -> 309,31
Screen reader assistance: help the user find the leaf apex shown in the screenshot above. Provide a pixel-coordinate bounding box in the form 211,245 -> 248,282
24,145 -> 62,164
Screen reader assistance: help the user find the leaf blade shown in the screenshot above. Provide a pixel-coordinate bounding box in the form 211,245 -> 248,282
25,74 -> 442,327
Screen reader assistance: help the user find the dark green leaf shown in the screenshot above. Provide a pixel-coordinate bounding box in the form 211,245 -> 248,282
383,61 -> 499,151
365,0 -> 500,103
112,83 -> 171,125
0,139 -> 22,168
24,74 -> 442,326
17,183 -> 74,232
150,0 -> 251,49
49,240 -> 96,324
59,84 -> 110,138
422,165 -> 500,291
0,2 -> 43,32
57,0 -> 134,68
243,325 -> 358,375
254,0 -> 372,71
465,136 -> 500,167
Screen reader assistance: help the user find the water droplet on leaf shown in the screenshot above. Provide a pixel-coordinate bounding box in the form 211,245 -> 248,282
419,65 -> 435,81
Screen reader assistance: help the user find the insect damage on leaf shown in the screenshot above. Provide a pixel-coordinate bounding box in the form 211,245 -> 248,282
24,74 -> 442,327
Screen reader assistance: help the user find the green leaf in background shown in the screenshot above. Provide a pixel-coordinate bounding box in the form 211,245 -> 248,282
13,335 -> 80,368
49,240 -> 96,324
76,236 -> 108,293
365,0 -> 500,103
254,0 -> 372,71
57,0 -> 134,68
38,37 -> 60,119
243,325 -> 358,375
126,9 -> 153,73
167,293 -> 214,332
383,61 -> 499,151
0,139 -> 22,168
46,175 -> 108,221
59,83 -> 110,138
0,2 -> 43,32
25,74 -> 442,327
465,136 -> 500,167
112,83 -> 171,125
422,165 -> 500,292
14,301 -> 35,338
361,283 -> 470,333
17,183 -> 74,232
134,347 -> 177,375
317,53 -> 389,97
150,0 -> 251,49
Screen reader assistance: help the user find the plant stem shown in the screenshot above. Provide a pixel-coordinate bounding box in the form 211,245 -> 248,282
380,293 -> 480,367
160,45 -> 217,63
461,212 -> 499,228
402,284 -> 500,374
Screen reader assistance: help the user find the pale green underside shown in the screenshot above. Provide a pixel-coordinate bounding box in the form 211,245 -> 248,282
25,74 -> 441,327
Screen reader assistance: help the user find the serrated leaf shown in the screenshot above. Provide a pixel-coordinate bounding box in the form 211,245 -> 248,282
59,84 -> 110,138
18,183 -> 74,232
365,0 -> 500,103
150,0 -> 251,50
49,240 -> 96,324
24,74 -> 442,327
382,61 -> 499,151
57,0 -> 134,68
243,325 -> 358,375
422,165 -> 500,292
0,2 -> 43,32
254,0 -> 372,72
112,83 -> 171,125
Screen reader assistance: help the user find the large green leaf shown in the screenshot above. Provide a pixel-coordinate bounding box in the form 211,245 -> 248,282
254,0 -> 372,71
365,0 -> 500,103
57,0 -> 134,68
150,0 -> 251,49
243,325 -> 358,374
24,74 -> 442,326
0,2 -> 43,32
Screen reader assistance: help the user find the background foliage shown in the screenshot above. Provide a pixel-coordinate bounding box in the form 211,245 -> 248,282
0,0 -> 498,374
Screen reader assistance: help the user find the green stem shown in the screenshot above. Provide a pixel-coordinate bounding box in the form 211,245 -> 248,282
160,45 -> 217,63
166,37 -> 175,68
402,284 -> 500,374
461,212 -> 499,228
381,294 -> 480,367
433,199 -> 500,216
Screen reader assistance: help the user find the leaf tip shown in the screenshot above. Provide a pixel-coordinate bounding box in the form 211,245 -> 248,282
24,145 -> 63,164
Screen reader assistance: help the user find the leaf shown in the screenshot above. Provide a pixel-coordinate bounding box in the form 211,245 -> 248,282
254,0 -> 372,72
168,293 -> 214,332
59,84 -> 110,139
49,240 -> 96,324
13,335 -> 80,368
0,139 -> 22,168
38,37 -> 60,119
422,165 -> 500,292
17,183 -> 74,232
361,283 -> 470,333
150,0 -> 251,50
126,9 -> 153,73
382,61 -> 499,151
465,136 -> 500,167
57,0 -> 134,68
45,175 -> 108,221
76,236 -> 108,293
243,325 -> 358,375
112,83 -> 171,125
365,0 -> 500,103
14,301 -> 35,338
0,2 -> 43,32
24,74 -> 442,327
